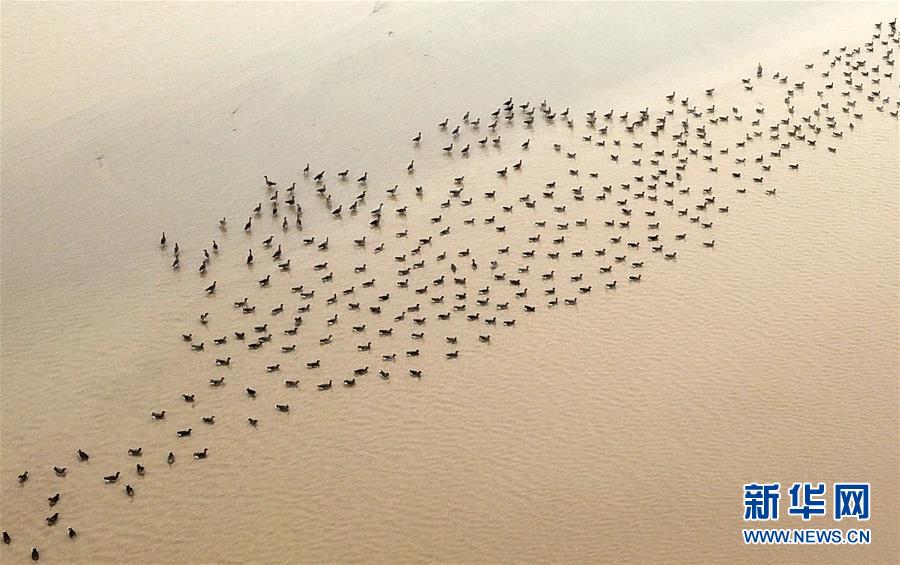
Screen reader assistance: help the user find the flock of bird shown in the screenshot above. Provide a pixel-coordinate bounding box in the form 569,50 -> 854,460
3,18 -> 897,561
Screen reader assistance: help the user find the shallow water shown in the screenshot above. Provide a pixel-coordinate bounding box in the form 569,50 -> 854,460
1,2 -> 898,563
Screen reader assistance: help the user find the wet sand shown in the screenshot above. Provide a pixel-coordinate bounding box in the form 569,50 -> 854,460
1,2 -> 898,563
